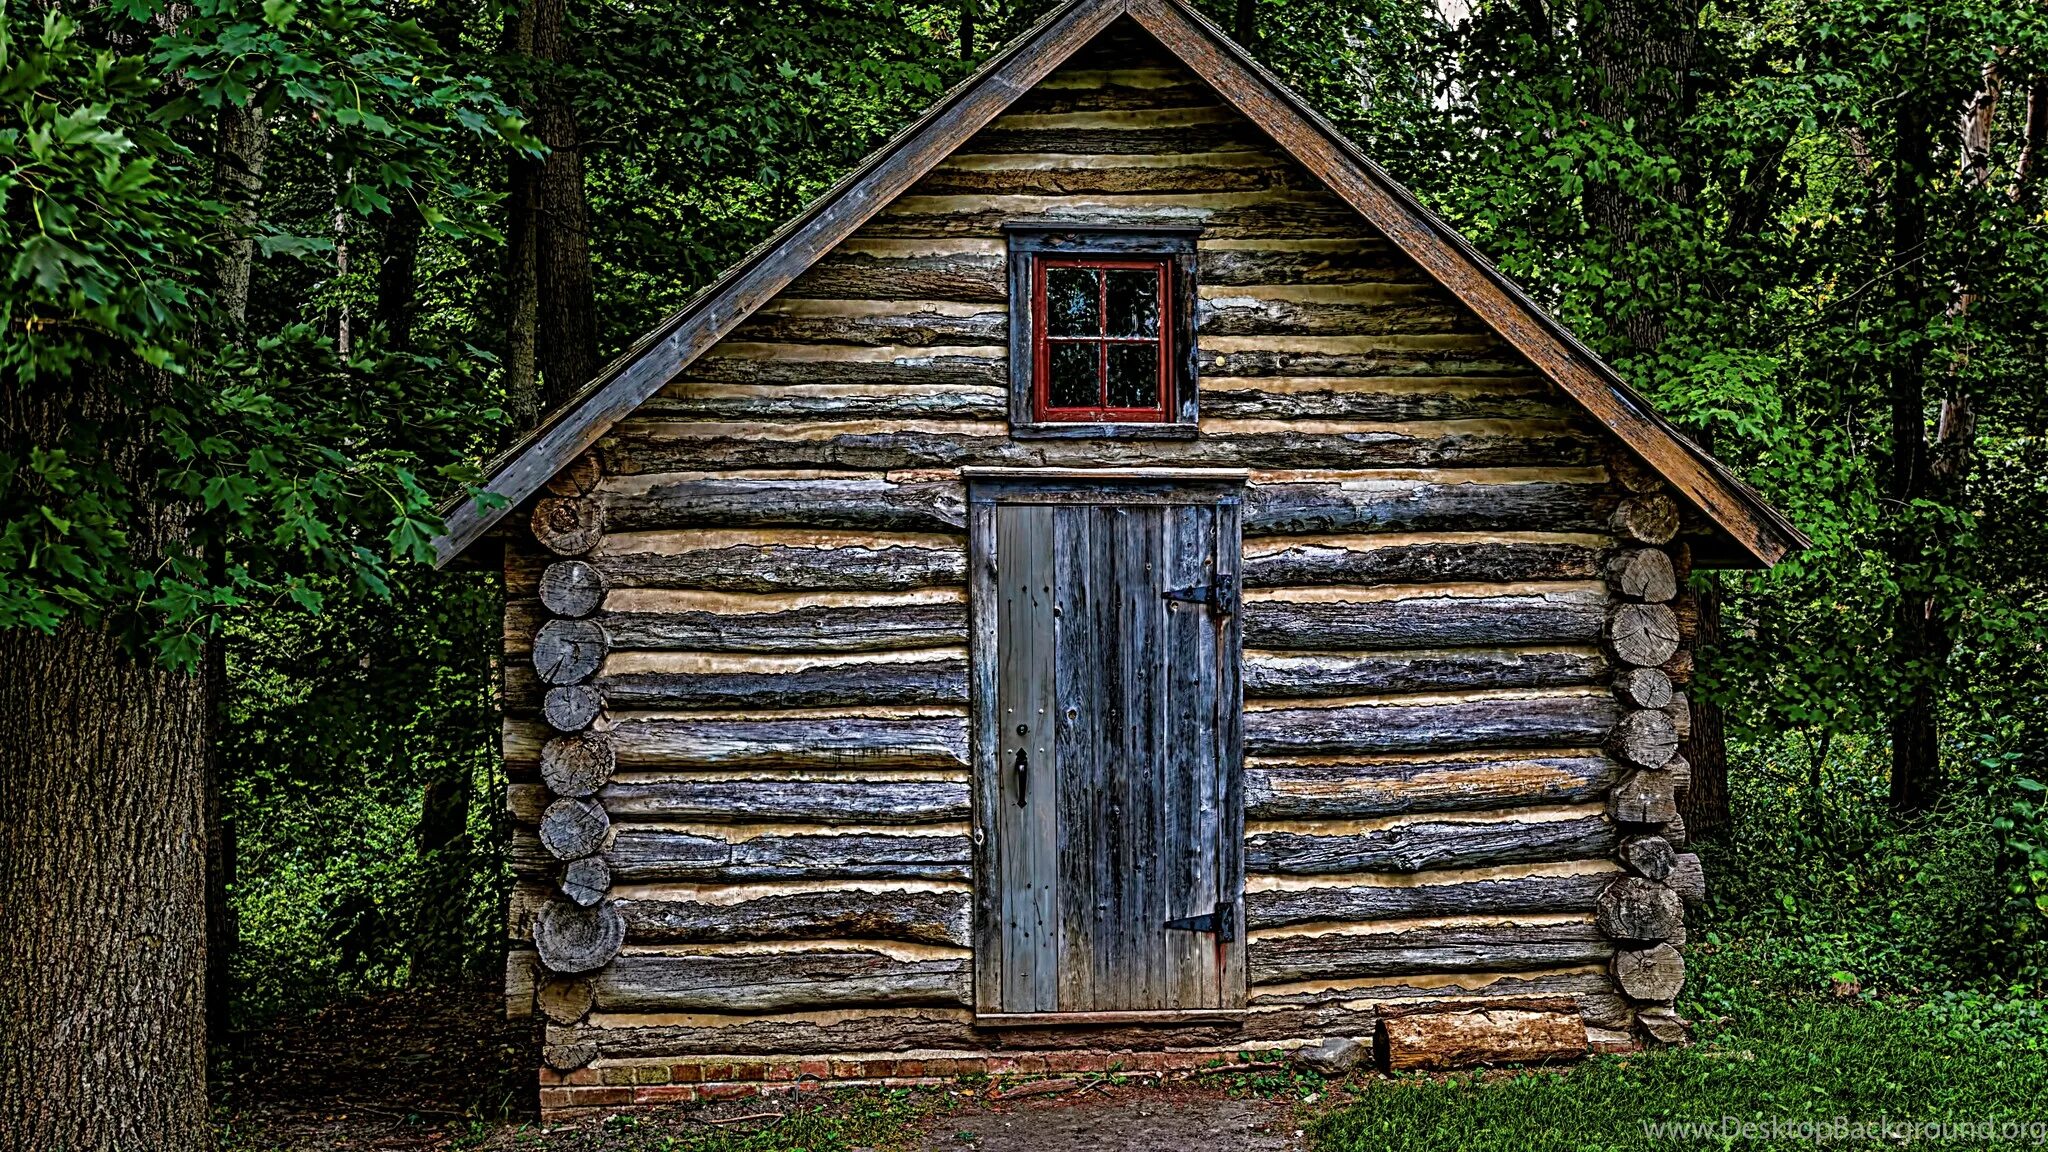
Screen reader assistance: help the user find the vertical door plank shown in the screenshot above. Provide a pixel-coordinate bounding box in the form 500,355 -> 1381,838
971,500 -> 1001,1013
1214,498 -> 1248,1007
995,504 -> 1058,1013
1051,506 -> 1099,1011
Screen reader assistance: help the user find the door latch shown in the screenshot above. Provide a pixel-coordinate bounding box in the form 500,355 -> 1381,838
1012,725 -> 1028,808
1162,573 -> 1236,617
1163,900 -> 1237,943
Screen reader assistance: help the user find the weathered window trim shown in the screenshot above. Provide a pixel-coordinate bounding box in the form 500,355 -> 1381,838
1003,223 -> 1201,439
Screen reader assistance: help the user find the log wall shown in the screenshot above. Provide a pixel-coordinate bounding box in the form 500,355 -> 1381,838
501,19 -> 1704,1087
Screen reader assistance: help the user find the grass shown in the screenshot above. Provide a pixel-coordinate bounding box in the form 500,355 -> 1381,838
1313,944 -> 2048,1151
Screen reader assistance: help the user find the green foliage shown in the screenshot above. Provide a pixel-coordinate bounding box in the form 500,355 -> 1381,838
224,570 -> 504,1020
1315,946 -> 2048,1152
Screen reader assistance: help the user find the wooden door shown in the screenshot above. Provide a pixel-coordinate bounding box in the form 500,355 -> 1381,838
969,471 -> 1244,1018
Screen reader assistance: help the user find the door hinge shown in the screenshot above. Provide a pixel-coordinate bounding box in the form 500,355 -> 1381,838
1163,900 -> 1237,943
1162,574 -> 1236,616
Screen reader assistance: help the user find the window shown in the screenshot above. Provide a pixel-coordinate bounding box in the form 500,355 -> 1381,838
1036,259 -> 1171,421
1005,225 -> 1198,437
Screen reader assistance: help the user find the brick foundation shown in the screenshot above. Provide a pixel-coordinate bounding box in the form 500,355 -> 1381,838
536,1047 -> 1294,1123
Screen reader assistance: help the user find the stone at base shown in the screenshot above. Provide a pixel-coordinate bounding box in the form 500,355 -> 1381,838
1637,1007 -> 1691,1045
1293,1037 -> 1365,1075
1585,1026 -> 1642,1055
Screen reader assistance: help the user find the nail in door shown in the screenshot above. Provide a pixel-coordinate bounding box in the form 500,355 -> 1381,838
974,482 -> 1244,1015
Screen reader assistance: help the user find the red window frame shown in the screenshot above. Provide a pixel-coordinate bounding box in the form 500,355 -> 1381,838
1030,256 -> 1174,423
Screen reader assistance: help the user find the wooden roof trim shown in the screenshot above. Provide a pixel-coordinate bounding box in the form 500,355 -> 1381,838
430,0 -> 1127,564
1125,0 -> 1807,567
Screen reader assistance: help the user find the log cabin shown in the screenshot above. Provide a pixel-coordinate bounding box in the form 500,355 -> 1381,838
431,0 -> 1806,1119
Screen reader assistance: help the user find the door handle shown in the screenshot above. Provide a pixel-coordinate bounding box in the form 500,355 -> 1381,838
1013,724 -> 1029,807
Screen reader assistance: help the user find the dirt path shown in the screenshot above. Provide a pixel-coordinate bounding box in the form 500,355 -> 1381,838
914,1084 -> 1307,1151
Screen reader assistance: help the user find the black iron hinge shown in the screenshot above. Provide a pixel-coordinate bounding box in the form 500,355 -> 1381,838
1163,900 -> 1237,943
1162,573 -> 1236,617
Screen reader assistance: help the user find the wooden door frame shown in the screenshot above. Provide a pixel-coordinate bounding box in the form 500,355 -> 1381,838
963,467 -> 1248,1021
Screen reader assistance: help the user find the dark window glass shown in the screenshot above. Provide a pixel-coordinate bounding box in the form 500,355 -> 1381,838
1105,344 -> 1159,408
1105,269 -> 1159,338
1046,267 -> 1100,336
1048,342 -> 1099,409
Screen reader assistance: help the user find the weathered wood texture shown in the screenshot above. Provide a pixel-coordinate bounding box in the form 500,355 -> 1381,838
1377,1006 -> 1588,1071
1246,811 -> 1617,875
1248,919 -> 1611,983
496,25 -> 1652,1061
615,885 -> 972,947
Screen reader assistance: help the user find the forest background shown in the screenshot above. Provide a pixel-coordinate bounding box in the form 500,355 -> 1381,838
2,0 -> 2046,1143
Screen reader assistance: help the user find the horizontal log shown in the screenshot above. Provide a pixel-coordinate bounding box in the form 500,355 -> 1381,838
541,731 -> 616,798
606,828 -> 973,883
1608,768 -> 1678,825
601,777 -> 970,824
592,530 -> 966,593
1377,1006 -> 1587,1071
728,300 -> 1005,347
599,419 -> 1601,473
1197,287 -> 1482,338
1247,811 -> 1617,875
914,152 -> 1296,195
601,651 -> 969,710
601,598 -> 968,653
561,857 -> 610,908
1607,548 -> 1676,602
1200,240 -> 1416,286
869,192 -> 1366,240
593,948 -> 971,1014
958,122 -> 1274,156
1612,709 -> 1679,769
1608,602 -> 1681,667
1243,586 -> 1607,650
540,798 -> 610,860
1202,334 -> 1527,379
551,1004 -> 1294,1058
1245,473 -> 1617,536
1245,691 -> 1620,756
1006,68 -> 1220,115
641,382 -> 1006,422
1244,648 -> 1606,698
1245,866 -> 1619,928
601,473 -> 966,534
1248,919 -> 1611,983
1610,495 -> 1680,546
1202,376 -> 1575,423
608,713 -> 969,771
1246,755 -> 1624,820
1612,667 -> 1673,711
615,885 -> 972,947
1241,535 -> 1605,587
673,344 -> 1007,389
786,247 -> 1008,303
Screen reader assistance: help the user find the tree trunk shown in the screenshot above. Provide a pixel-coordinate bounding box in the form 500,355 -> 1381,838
1234,0 -> 1255,46
1885,98 -> 1942,815
959,0 -> 976,60
212,101 -> 269,329
1677,573 -> 1730,834
504,14 -> 542,426
524,0 -> 598,410
0,375 -> 211,1151
377,201 -> 426,349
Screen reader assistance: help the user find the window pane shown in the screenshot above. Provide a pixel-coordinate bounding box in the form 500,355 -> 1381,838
1048,341 -> 1100,408
1046,267 -> 1100,336
1105,268 -> 1160,337
1105,343 -> 1161,409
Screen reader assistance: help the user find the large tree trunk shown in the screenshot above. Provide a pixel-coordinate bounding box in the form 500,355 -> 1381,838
1580,0 -> 1736,832
1885,98 -> 1942,815
524,0 -> 598,411
0,376 -> 211,1150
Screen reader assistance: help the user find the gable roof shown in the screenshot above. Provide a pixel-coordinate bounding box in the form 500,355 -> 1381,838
432,0 -> 1807,569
